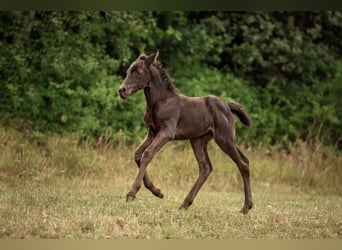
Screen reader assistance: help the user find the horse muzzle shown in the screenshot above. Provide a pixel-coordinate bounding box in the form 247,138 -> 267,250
118,86 -> 128,99
118,83 -> 142,99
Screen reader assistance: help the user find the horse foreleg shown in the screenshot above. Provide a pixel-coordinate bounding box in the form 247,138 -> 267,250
134,130 -> 164,199
127,131 -> 170,202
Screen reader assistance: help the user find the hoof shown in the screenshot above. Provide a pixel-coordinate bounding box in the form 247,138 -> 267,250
179,200 -> 192,210
156,192 -> 164,199
240,203 -> 253,214
126,194 -> 136,202
153,189 -> 164,199
179,205 -> 187,210
240,208 -> 249,215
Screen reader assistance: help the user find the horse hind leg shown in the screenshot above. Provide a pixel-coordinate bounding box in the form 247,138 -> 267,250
236,145 -> 253,213
214,132 -> 253,214
180,134 -> 213,209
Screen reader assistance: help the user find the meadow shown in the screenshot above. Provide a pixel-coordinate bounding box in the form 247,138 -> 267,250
0,129 -> 341,239
1,12 -> 341,241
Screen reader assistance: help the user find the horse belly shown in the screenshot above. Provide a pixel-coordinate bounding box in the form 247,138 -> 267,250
174,112 -> 212,140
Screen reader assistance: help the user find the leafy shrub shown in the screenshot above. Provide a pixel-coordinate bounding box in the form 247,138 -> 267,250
0,11 -> 341,148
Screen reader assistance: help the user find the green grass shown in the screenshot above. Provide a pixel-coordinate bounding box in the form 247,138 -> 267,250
0,182 -> 340,239
0,128 -> 341,238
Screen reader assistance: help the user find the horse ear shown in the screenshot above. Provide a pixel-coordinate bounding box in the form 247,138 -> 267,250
145,50 -> 159,67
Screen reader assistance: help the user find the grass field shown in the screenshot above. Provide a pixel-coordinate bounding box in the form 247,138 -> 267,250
0,129 -> 341,239
0,182 -> 341,239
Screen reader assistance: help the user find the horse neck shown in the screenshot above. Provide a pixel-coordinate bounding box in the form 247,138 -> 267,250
143,76 -> 176,107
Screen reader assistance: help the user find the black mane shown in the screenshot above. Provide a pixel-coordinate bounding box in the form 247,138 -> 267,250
154,62 -> 178,92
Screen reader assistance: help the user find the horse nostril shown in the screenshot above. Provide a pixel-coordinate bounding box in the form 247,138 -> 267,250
118,87 -> 127,99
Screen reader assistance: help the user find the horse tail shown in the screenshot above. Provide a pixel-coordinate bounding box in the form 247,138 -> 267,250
227,101 -> 252,127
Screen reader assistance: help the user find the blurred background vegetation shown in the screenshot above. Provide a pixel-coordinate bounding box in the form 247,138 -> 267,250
0,11 -> 341,149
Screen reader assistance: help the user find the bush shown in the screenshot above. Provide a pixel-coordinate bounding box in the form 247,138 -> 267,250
0,11 -> 341,148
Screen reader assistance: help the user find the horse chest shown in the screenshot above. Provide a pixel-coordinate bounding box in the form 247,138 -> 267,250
143,107 -> 160,131
143,112 -> 154,128
143,103 -> 175,132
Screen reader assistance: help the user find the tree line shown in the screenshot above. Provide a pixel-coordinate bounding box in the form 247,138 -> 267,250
0,11 -> 341,148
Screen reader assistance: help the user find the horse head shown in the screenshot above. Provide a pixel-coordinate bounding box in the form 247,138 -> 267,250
118,50 -> 159,99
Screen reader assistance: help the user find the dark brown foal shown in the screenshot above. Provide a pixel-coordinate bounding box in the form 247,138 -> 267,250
118,50 -> 253,214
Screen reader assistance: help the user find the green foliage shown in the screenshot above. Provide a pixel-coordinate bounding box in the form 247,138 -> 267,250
0,11 -> 151,142
0,11 -> 341,147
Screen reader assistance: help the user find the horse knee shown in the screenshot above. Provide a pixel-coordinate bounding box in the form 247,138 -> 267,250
243,157 -> 249,165
239,162 -> 250,176
134,150 -> 142,165
141,149 -> 153,164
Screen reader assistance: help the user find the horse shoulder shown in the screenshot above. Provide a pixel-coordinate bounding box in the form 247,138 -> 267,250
144,96 -> 181,133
